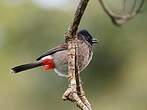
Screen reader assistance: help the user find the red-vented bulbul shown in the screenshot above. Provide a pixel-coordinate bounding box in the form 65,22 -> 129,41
11,30 -> 97,77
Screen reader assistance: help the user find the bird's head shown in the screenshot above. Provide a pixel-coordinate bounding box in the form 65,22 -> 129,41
78,29 -> 98,45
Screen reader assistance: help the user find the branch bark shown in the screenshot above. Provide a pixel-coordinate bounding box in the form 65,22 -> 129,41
62,0 -> 144,109
63,0 -> 91,110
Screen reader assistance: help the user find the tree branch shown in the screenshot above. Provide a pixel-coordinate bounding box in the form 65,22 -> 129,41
65,0 -> 90,40
62,0 -> 144,109
98,0 -> 144,26
63,0 -> 91,110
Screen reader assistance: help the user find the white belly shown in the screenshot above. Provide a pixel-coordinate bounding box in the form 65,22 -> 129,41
52,42 -> 92,77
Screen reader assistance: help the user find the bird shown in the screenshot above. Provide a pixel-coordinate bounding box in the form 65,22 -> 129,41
11,30 -> 97,77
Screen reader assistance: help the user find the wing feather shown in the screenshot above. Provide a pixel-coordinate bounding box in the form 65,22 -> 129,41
36,43 -> 67,61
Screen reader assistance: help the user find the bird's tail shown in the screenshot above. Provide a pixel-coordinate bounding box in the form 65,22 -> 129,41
11,61 -> 42,74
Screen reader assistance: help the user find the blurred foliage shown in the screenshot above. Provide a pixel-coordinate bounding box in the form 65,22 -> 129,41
0,0 -> 147,110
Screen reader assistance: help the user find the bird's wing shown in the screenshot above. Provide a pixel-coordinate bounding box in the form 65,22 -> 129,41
36,43 -> 67,61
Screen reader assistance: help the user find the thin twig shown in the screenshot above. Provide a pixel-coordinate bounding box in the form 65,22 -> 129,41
63,0 -> 91,110
65,0 -> 90,41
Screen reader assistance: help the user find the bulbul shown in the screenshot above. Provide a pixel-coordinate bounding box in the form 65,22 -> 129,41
11,30 -> 97,77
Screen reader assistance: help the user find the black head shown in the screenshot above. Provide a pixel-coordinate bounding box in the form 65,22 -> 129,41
78,29 -> 98,45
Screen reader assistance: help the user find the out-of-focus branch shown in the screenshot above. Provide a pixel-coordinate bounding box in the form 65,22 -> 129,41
99,0 -> 145,26
63,0 -> 91,110
130,0 -> 137,13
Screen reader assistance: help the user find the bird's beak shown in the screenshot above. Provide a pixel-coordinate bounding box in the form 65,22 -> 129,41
92,38 -> 98,43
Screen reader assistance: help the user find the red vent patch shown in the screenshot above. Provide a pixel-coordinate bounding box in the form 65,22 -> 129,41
41,56 -> 55,71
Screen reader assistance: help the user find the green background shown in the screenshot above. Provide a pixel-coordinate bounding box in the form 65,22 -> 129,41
0,0 -> 147,110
